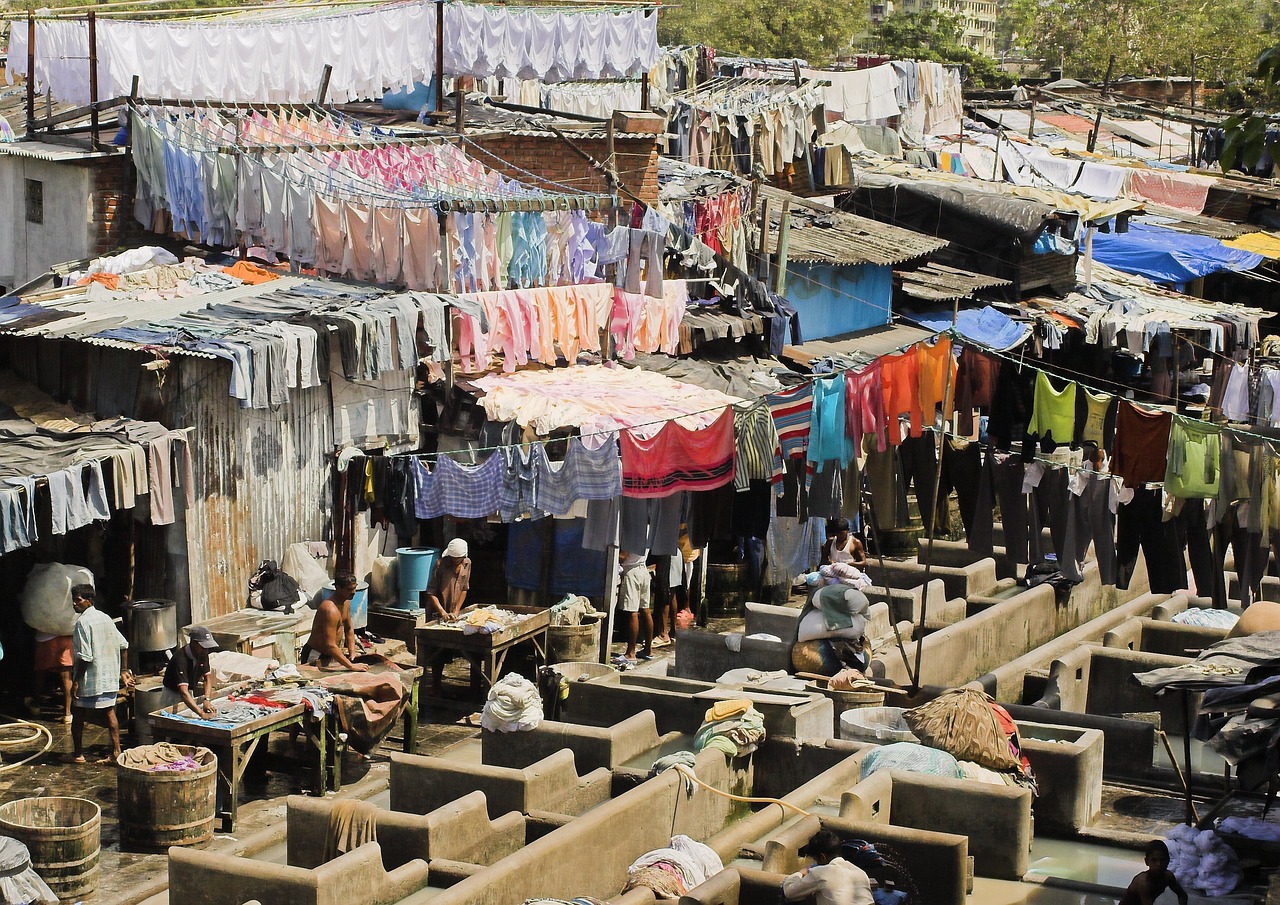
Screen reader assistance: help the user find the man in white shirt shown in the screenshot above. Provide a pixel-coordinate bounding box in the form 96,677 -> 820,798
614,549 -> 653,667
782,829 -> 874,905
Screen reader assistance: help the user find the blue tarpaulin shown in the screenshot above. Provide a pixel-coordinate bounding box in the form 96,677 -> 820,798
911,306 -> 1031,351
1091,222 -> 1264,284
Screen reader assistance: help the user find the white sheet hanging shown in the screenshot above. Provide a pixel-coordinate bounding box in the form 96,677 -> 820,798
6,1 -> 660,105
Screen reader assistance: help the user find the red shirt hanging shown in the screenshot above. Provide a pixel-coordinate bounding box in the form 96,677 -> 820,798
621,407 -> 736,498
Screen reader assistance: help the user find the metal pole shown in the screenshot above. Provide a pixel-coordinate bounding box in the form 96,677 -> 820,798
910,303 -> 960,694
88,11 -> 99,149
1088,55 -> 1115,154
434,0 -> 445,113
25,13 -> 36,139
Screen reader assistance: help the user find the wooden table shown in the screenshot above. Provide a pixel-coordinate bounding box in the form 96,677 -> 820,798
295,658 -> 425,756
150,697 -> 335,832
416,605 -> 550,690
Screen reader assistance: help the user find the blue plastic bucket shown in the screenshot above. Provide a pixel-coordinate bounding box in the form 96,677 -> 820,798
320,580 -> 369,629
396,546 -> 440,610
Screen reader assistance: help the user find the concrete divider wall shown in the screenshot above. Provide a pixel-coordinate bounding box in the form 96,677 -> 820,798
839,770 -> 1031,880
1017,721 -> 1104,836
169,842 -> 428,905
398,749 -> 750,905
866,556 -> 997,603
1103,617 -> 1228,658
566,675 -> 834,742
286,793 -> 525,870
479,711 -> 679,772
389,748 -> 612,818
1038,645 -> 1201,736
762,813 -> 968,905
680,867 -> 790,905
966,590 -> 1173,703
874,556 -> 1149,691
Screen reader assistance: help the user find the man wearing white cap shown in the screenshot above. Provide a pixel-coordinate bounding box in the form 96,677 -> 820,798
425,539 -> 472,692
425,538 -> 472,621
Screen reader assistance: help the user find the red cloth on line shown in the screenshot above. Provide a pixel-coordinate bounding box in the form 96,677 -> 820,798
620,407 -> 735,498
1113,400 -> 1172,488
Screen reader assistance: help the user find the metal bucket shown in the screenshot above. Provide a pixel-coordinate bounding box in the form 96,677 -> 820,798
124,599 -> 178,653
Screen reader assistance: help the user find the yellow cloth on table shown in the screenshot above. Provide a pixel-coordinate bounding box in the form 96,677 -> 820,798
704,699 -> 751,723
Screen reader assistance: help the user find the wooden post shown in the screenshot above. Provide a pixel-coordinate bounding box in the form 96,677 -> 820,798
773,199 -> 792,294
88,11 -> 99,149
455,82 -> 464,133
1027,98 -> 1036,140
25,12 -> 35,139
315,63 -> 332,105
599,544 -> 618,663
1189,54 -> 1198,163
791,60 -> 802,88
990,114 -> 1004,181
756,197 -> 773,285
911,299 -> 960,695
640,72 -> 649,111
124,74 -> 138,158
1088,55 -> 1115,154
434,0 -> 445,113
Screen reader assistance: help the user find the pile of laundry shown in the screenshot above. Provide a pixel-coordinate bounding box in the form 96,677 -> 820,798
0,837 -> 57,905
1164,824 -> 1241,897
480,673 -> 543,733
453,607 -> 525,635
119,742 -> 212,773
549,595 -> 598,627
623,835 -> 724,898
693,700 -> 765,757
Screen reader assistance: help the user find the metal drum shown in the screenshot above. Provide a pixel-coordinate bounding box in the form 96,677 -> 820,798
124,599 -> 178,653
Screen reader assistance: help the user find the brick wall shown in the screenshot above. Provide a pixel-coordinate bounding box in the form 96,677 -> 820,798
89,154 -> 148,255
468,132 -> 661,209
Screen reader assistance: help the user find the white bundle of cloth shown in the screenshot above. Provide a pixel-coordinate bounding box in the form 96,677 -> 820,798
479,673 -> 542,732
0,837 -> 58,905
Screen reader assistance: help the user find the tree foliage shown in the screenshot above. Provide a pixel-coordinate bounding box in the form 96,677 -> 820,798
658,0 -> 866,66
868,11 -> 1014,88
1016,0 -> 1275,83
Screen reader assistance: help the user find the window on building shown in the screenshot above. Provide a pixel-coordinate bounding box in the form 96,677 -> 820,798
24,179 -> 43,224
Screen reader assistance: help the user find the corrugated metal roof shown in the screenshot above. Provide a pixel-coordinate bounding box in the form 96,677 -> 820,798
896,262 -> 1011,302
782,320 -> 936,370
1137,206 -> 1251,239
0,140 -> 122,162
759,185 -> 947,267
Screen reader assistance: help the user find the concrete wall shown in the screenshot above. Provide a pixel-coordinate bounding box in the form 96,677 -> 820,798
566,674 -> 834,742
479,711 -> 679,772
396,749 -> 750,905
762,813 -> 969,905
168,842 -> 428,905
874,557 -> 1148,692
287,793 -> 525,870
1018,721 -> 1104,836
0,154 -> 92,290
390,748 -> 612,819
839,770 -> 1032,880
969,589 -> 1172,703
1038,644 -> 1200,736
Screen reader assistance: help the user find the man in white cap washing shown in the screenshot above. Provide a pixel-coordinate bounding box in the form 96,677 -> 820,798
425,538 -> 472,620
425,539 -> 472,692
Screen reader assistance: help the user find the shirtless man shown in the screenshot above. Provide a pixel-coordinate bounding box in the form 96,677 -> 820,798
306,571 -> 367,671
1119,840 -> 1188,905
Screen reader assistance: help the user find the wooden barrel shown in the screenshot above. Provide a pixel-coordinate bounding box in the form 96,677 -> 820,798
547,617 -> 602,664
0,797 -> 100,902
116,745 -> 217,852
705,562 -> 749,617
